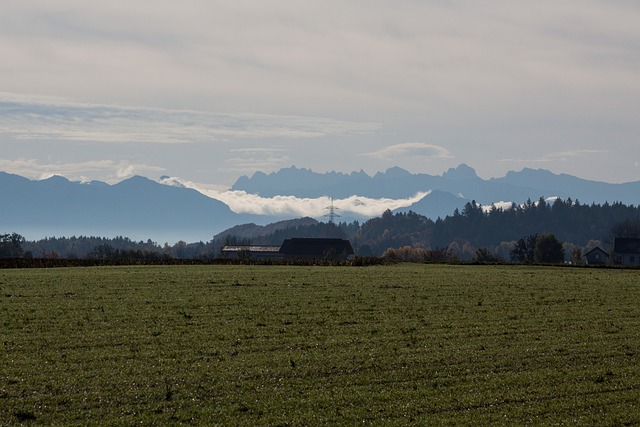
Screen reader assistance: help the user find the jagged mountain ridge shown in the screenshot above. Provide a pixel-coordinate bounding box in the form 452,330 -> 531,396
232,164 -> 640,207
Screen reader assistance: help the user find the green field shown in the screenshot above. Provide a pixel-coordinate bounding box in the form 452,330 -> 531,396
1,264 -> 640,425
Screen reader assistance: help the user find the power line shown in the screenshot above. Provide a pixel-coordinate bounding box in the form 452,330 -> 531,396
324,197 -> 340,224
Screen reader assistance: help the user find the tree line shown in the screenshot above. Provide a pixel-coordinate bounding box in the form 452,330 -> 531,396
2,197 -> 640,262
351,198 -> 640,260
6,236 -> 217,260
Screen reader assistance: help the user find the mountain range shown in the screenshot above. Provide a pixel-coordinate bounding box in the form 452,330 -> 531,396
233,164 -> 640,205
0,172 -> 255,243
233,164 -> 640,220
2,165 -> 639,242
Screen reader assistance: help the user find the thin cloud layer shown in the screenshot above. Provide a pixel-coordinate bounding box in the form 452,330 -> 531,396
160,176 -> 428,218
499,149 -> 610,164
223,147 -> 292,174
364,143 -> 452,160
0,93 -> 380,144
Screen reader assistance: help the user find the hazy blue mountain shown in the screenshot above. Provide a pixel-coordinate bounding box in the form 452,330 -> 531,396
233,166 -> 374,198
490,168 -> 640,204
394,190 -> 470,219
231,164 -> 516,200
0,172 -> 246,242
232,164 -> 640,206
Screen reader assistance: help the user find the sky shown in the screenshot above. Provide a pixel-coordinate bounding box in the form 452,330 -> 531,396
2,0 -> 640,199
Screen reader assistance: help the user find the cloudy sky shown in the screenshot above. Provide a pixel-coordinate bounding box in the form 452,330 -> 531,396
2,0 -> 640,191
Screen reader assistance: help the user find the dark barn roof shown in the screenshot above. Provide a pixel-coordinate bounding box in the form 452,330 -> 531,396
614,238 -> 640,254
279,238 -> 354,259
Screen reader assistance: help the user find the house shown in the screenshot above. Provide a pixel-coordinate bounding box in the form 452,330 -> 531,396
584,247 -> 609,265
279,238 -> 354,260
221,245 -> 282,260
613,238 -> 640,266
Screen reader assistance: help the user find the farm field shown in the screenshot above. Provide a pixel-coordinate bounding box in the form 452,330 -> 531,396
1,264 -> 640,425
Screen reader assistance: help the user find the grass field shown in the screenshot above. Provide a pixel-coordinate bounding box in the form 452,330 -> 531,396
1,264 -> 640,425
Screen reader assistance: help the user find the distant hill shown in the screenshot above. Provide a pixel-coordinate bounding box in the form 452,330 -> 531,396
232,164 -> 640,206
213,217 -> 319,241
394,190 -> 470,219
0,172 -> 247,242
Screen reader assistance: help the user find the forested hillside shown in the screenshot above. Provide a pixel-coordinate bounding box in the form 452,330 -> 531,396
3,198 -> 640,261
351,198 -> 640,258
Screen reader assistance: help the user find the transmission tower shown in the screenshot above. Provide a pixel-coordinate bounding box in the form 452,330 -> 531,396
324,197 -> 340,224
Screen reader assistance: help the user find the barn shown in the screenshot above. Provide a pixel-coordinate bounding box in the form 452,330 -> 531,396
221,238 -> 354,261
279,238 -> 354,260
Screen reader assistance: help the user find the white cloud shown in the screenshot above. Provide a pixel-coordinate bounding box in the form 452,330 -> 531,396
481,197 -> 560,213
160,176 -> 428,217
222,147 -> 292,174
482,202 -> 512,213
364,143 -> 452,160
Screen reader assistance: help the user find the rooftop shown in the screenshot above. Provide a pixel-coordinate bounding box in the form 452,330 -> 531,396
614,238 -> 640,254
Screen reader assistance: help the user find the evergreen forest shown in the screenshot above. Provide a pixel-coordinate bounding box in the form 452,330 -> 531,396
3,198 -> 640,262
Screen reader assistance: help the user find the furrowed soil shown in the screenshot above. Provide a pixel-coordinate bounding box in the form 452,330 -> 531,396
1,264 -> 639,425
